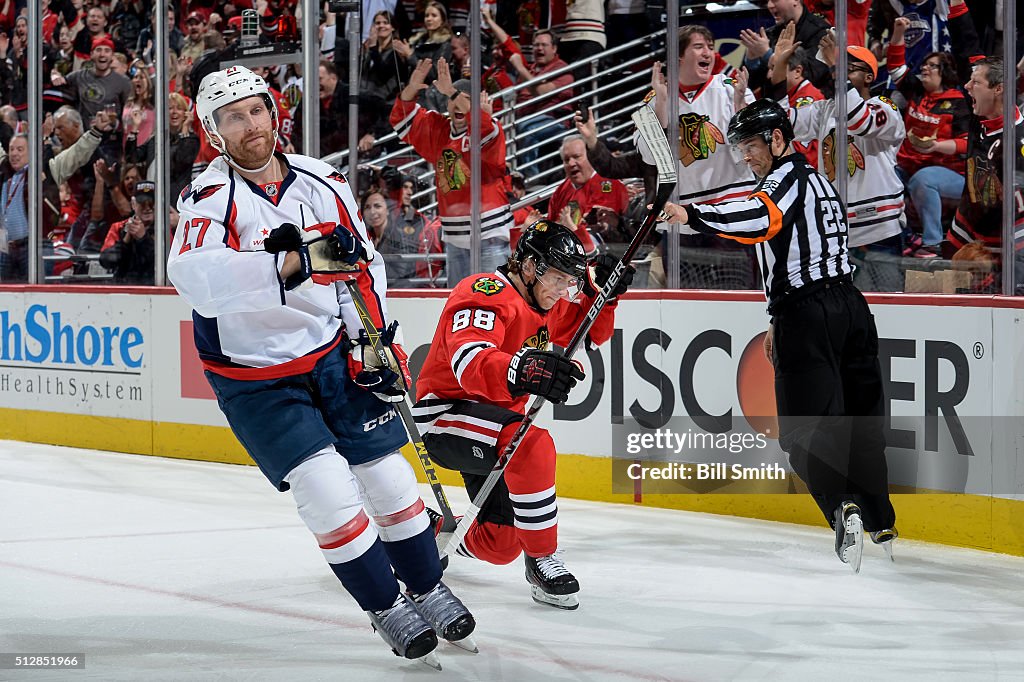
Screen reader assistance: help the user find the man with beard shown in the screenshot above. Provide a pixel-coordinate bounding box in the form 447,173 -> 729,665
166,66 -> 476,668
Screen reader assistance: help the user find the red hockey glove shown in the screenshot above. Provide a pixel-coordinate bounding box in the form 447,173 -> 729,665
347,320 -> 412,403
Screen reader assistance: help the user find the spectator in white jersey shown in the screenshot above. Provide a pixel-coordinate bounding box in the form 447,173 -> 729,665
769,24 -> 908,259
166,65 -> 475,666
635,28 -> 758,286
658,100 -> 897,573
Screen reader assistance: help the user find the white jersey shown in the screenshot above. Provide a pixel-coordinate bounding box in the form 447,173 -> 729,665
635,74 -> 757,206
783,87 -> 907,247
167,153 -> 390,379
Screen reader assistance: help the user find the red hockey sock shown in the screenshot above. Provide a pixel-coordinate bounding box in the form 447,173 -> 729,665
499,424 -> 559,557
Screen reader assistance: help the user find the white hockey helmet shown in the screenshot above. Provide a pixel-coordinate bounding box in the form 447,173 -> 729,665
196,65 -> 279,158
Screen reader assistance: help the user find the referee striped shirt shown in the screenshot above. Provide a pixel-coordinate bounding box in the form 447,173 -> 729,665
682,152 -> 853,311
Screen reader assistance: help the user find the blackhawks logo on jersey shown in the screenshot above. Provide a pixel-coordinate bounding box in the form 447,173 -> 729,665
822,130 -> 866,182
523,327 -> 550,350
437,149 -> 468,194
678,112 -> 725,167
878,95 -> 898,111
966,157 -> 1002,209
471,276 -> 506,296
566,200 -> 583,227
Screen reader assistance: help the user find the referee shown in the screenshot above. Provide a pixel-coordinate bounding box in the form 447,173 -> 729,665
659,100 -> 897,572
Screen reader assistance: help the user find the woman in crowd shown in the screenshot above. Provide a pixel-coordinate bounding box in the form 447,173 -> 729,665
125,91 -> 199,202
361,187 -> 442,288
408,1 -> 453,111
122,59 -> 155,151
359,11 -> 412,153
888,17 -> 972,258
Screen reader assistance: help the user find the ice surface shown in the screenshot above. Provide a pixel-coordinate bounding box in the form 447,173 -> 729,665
2,441 -> 1022,681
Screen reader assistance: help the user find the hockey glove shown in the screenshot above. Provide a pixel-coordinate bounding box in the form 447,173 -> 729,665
265,222 -> 372,290
507,347 -> 585,404
583,254 -> 634,301
347,320 -> 413,403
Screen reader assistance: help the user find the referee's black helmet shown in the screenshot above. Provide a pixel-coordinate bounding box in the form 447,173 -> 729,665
727,99 -> 795,146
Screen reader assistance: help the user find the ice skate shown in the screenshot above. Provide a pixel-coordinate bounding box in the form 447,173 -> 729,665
870,527 -> 898,562
410,580 -> 479,653
525,552 -> 580,610
366,593 -> 441,669
833,501 -> 864,573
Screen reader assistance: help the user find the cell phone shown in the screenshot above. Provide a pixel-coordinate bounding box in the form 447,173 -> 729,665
577,102 -> 589,123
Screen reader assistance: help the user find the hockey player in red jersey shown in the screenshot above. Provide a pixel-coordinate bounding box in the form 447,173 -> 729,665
412,221 -> 633,609
167,65 -> 475,667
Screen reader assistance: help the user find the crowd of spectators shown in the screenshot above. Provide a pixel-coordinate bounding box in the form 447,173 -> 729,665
0,0 -> 1020,293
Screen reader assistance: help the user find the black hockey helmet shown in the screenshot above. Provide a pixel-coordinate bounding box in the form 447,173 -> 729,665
727,99 -> 794,147
513,220 -> 588,280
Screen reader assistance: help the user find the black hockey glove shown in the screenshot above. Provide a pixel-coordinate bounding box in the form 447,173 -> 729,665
347,320 -> 412,403
583,254 -> 634,301
264,222 -> 371,290
507,347 -> 585,404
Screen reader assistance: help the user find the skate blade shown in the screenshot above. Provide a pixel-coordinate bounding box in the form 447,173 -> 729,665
418,651 -> 442,671
841,514 -> 864,574
448,635 -> 479,654
530,586 -> 580,610
880,540 -> 895,562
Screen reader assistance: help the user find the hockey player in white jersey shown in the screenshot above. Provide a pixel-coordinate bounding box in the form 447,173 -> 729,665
769,24 -> 907,250
166,65 -> 475,668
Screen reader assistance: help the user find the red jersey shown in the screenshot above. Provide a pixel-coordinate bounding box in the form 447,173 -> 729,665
888,42 -> 971,177
547,173 -> 628,255
415,270 -> 616,412
391,97 -> 513,248
789,79 -> 825,168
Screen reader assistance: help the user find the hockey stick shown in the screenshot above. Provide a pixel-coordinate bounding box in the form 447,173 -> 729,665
341,274 -> 460,547
442,105 -> 678,559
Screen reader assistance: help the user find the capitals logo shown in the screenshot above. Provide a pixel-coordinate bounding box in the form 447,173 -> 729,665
180,183 -> 225,204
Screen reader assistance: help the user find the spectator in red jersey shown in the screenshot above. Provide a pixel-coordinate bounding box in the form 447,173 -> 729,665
888,16 -> 972,258
547,135 -> 629,257
480,9 -> 521,112
803,0 -> 871,46
391,59 -> 513,285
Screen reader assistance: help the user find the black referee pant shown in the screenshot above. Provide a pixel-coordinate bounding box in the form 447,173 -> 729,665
772,278 -> 897,532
